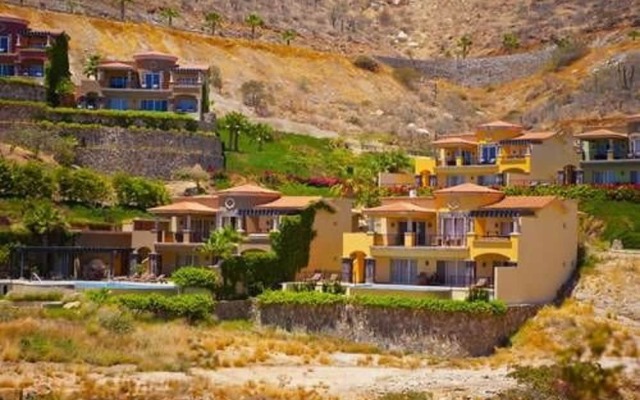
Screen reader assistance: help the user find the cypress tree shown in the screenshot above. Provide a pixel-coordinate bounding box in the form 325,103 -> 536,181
45,32 -> 72,107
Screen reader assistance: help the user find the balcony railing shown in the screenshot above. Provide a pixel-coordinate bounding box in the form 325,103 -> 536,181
373,234 -> 466,248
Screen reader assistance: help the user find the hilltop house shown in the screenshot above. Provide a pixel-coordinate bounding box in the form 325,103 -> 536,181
573,115 -> 640,184
413,120 -> 579,188
342,183 -> 578,305
141,184 -> 354,276
0,13 -> 63,79
77,51 -> 209,120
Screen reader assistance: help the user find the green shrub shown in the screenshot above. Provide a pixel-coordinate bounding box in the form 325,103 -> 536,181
112,173 -> 170,210
0,158 -> 14,197
11,161 -> 55,199
288,281 -> 316,293
84,288 -> 111,305
353,55 -> 380,72
322,281 -> 346,295
6,290 -> 64,302
392,67 -> 422,91
467,287 -> 491,302
257,291 -> 507,314
98,309 -> 135,334
57,167 -> 111,206
117,293 -> 214,322
171,266 -> 220,292
20,333 -> 77,363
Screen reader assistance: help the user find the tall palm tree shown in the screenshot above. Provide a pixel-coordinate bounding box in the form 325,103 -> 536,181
198,226 -> 243,266
160,7 -> 180,27
457,34 -> 473,59
281,29 -> 297,46
245,13 -> 264,40
218,111 -> 250,152
83,53 -> 102,79
249,122 -> 274,151
204,11 -> 223,35
23,201 -> 68,247
116,0 -> 134,21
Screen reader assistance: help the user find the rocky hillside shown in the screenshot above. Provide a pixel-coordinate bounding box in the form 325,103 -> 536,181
10,0 -> 640,58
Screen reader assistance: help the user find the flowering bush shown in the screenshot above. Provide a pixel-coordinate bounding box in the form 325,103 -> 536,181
503,184 -> 640,202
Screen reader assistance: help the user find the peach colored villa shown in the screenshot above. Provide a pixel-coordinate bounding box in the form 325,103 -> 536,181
78,51 -> 209,119
342,183 -> 578,305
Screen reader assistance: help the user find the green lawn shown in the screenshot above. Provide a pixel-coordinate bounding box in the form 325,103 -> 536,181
224,132 -> 349,179
580,199 -> 640,249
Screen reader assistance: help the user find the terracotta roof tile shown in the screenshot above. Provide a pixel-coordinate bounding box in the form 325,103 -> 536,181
478,120 -> 523,129
435,183 -> 502,194
574,129 -> 628,140
507,131 -> 557,141
364,201 -> 436,214
255,196 -> 321,210
481,196 -> 557,210
432,136 -> 478,147
133,51 -> 179,61
0,14 -> 28,25
148,201 -> 218,214
98,62 -> 135,70
218,184 -> 280,195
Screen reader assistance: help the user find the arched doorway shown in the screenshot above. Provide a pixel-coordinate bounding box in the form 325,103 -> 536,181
473,253 -> 511,287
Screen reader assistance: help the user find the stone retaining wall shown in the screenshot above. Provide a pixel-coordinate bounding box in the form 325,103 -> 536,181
255,303 -> 538,357
215,299 -> 253,320
0,80 -> 46,102
377,48 -> 554,87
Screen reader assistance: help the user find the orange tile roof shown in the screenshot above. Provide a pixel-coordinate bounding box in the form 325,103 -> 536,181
132,51 -> 179,61
255,196 -> 322,210
431,136 -> 478,147
626,114 -> 640,122
218,184 -> 280,196
364,201 -> 436,214
435,183 -> 502,194
0,14 -> 28,25
481,196 -> 557,210
176,64 -> 209,71
148,201 -> 218,214
478,120 -> 523,129
508,131 -> 557,141
574,129 -> 628,140
98,62 -> 135,70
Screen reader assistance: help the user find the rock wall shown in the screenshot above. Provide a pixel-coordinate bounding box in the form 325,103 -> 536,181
255,303 -> 538,357
0,80 -> 46,102
215,299 -> 253,320
0,122 -> 224,179
377,48 -> 555,87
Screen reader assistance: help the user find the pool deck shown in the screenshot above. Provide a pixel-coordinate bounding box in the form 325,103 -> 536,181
0,279 -> 177,291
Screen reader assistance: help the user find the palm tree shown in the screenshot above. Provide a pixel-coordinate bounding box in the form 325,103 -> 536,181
116,0 -> 134,21
218,111 -> 250,152
249,123 -> 274,151
245,13 -> 264,39
160,7 -> 180,27
198,226 -> 243,266
281,29 -> 297,46
83,53 -> 102,79
629,30 -> 640,41
457,34 -> 473,59
204,11 -> 223,35
22,201 -> 69,278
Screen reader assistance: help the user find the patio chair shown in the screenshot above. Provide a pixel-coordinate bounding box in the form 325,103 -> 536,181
328,273 -> 339,282
473,278 -> 488,288
307,272 -> 323,283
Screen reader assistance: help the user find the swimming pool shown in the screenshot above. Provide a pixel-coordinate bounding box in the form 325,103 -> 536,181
74,280 -> 177,291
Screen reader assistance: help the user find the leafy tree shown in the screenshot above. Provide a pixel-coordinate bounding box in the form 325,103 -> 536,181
56,168 -> 111,206
45,33 -> 72,107
83,53 -> 102,79
240,80 -> 271,115
112,173 -> 170,210
245,13 -> 264,39
218,111 -> 251,152
281,29 -> 297,46
116,0 -> 133,21
22,200 -> 68,247
0,158 -> 14,198
160,7 -> 180,26
502,32 -> 520,53
204,11 -> 223,35
12,162 -> 55,199
629,30 -> 640,41
198,226 -> 243,266
172,164 -> 210,193
456,34 -> 473,59
248,122 -> 274,151
210,64 -> 223,92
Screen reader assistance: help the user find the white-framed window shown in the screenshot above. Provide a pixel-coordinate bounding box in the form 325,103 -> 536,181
592,170 -> 616,184
176,98 -> 197,113
140,99 -> 168,112
631,138 -> 640,157
0,36 -> 9,53
143,72 -> 161,89
390,259 -> 418,285
108,98 -> 129,110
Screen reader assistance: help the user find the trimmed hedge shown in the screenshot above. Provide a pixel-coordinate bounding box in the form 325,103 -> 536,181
0,100 -> 199,132
256,291 -> 507,315
171,266 -> 219,292
116,293 -> 214,322
503,184 -> 640,203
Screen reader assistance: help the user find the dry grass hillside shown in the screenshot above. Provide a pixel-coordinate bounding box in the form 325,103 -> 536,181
9,0 -> 640,58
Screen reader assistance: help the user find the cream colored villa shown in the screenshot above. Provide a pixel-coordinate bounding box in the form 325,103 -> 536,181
342,183 -> 578,305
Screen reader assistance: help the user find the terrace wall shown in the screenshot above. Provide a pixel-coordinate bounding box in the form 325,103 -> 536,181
254,303 -> 538,357
0,79 -> 46,102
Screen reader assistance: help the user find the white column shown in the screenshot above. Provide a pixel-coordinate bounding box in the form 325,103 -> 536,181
512,217 -> 521,234
407,218 -> 413,232
236,216 -> 244,233
367,216 -> 375,233
215,213 -> 223,230
185,215 -> 192,231
271,216 -> 280,232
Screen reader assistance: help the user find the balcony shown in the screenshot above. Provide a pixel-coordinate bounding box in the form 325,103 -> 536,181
469,234 -> 519,261
498,154 -> 531,173
370,233 -> 470,258
435,156 -> 499,174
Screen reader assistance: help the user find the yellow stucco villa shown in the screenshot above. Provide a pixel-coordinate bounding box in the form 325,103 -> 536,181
342,183 -> 578,305
414,120 -> 579,188
134,184 -> 354,277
